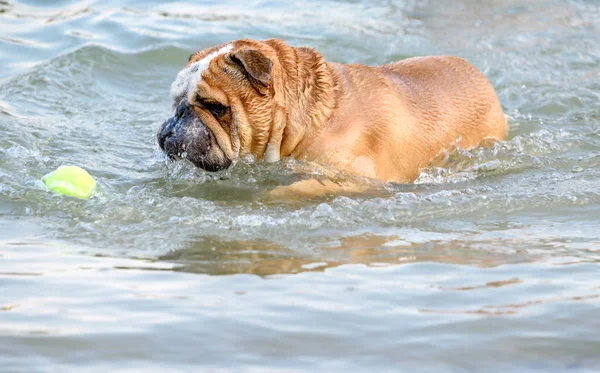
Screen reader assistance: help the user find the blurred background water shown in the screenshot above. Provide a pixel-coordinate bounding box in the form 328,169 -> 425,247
1,0 -> 600,372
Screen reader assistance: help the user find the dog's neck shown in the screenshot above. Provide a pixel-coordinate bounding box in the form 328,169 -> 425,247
263,40 -> 341,161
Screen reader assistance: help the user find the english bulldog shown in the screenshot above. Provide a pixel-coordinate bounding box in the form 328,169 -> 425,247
158,38 -> 507,196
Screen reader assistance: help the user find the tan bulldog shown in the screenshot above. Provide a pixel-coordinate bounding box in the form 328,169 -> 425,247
158,38 -> 507,196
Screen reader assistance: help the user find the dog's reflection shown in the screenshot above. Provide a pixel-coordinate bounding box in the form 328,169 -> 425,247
159,233 -> 516,276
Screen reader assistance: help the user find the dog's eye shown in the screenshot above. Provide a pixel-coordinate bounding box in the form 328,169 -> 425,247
199,99 -> 228,118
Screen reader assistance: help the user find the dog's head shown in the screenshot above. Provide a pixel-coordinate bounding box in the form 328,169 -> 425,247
158,39 -> 281,172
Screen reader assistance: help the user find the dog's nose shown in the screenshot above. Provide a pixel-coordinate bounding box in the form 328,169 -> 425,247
158,101 -> 191,151
175,100 -> 191,119
158,117 -> 176,152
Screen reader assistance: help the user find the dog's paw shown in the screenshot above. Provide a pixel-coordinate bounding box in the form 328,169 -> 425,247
265,179 -> 368,203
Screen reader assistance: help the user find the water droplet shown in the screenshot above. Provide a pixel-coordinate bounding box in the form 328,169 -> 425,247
311,203 -> 334,219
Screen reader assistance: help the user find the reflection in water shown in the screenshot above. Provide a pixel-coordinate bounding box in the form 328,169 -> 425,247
161,232 -> 539,276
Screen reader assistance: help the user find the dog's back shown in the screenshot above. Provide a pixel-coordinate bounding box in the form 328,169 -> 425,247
302,56 -> 506,182
380,56 -> 507,147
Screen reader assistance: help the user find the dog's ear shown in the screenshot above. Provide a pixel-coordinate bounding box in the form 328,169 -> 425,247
230,49 -> 272,95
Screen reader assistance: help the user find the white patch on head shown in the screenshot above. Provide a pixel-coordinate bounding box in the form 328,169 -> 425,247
170,44 -> 233,107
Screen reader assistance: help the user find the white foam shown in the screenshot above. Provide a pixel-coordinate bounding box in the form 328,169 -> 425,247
170,44 -> 233,106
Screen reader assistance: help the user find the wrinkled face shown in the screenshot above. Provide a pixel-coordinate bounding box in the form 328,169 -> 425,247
157,42 -> 274,172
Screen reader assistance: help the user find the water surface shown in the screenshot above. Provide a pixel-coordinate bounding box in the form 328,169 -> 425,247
1,0 -> 600,372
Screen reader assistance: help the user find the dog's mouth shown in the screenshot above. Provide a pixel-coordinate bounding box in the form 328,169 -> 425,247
158,100 -> 232,172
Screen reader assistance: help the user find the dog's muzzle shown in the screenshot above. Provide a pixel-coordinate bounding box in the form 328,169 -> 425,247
157,100 -> 231,172
158,100 -> 198,154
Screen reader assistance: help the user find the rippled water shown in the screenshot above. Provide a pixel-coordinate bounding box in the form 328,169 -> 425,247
1,0 -> 600,372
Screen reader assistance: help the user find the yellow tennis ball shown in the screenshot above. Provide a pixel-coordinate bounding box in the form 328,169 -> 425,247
43,165 -> 96,199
